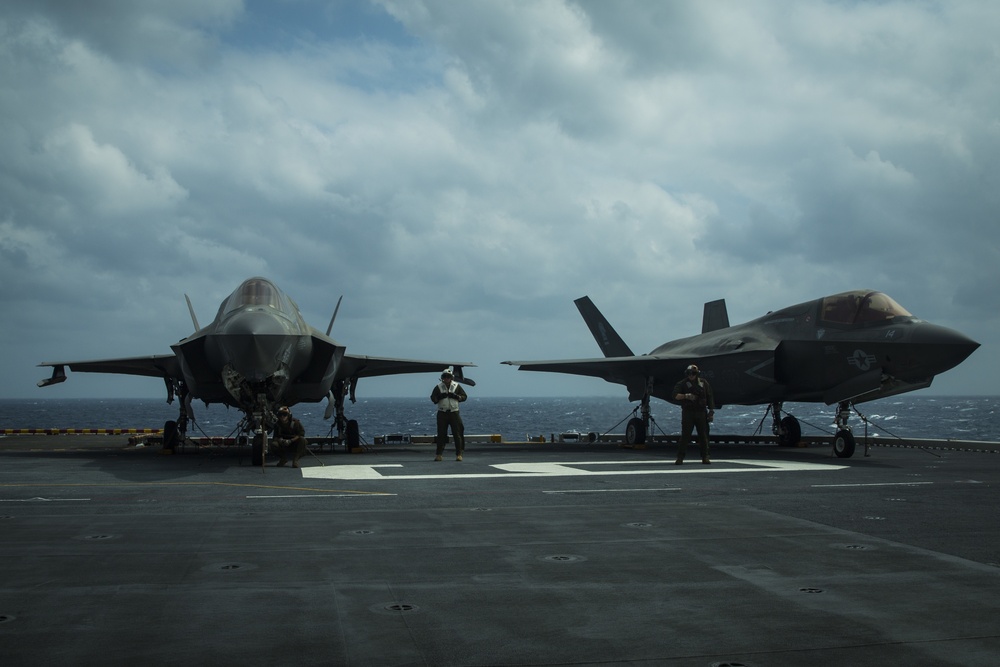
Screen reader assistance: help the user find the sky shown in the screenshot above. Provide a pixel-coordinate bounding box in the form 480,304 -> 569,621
1,0 -> 997,404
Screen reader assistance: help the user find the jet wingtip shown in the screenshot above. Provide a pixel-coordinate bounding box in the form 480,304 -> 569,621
37,364 -> 67,387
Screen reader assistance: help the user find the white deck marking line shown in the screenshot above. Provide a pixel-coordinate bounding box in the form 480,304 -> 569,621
811,481 -> 934,488
246,493 -> 397,499
543,488 -> 682,494
302,459 -> 846,481
0,497 -> 91,502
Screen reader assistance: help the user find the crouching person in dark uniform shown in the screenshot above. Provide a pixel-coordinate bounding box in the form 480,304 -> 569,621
672,364 -> 715,465
273,405 -> 308,468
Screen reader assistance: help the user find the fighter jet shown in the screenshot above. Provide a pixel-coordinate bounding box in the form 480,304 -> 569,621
38,277 -> 475,461
503,290 -> 978,457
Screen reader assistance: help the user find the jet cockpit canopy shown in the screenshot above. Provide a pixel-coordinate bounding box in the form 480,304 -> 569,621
819,290 -> 913,326
219,278 -> 294,318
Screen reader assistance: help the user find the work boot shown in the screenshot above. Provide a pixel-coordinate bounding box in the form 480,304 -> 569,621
292,461 -> 300,468
702,458 -> 711,465
675,458 -> 683,465
434,455 -> 443,461
456,454 -> 463,461
276,459 -> 286,467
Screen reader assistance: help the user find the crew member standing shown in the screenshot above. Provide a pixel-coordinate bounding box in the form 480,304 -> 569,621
672,364 -> 715,465
272,405 -> 308,468
431,368 -> 467,461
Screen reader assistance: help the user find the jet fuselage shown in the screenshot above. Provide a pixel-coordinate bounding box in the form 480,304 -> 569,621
645,291 -> 979,406
170,278 -> 344,411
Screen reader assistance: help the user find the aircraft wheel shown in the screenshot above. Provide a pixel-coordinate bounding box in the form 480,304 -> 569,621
251,433 -> 264,467
625,418 -> 646,445
163,420 -> 179,451
776,416 -> 801,447
833,429 -> 856,458
346,419 -> 360,451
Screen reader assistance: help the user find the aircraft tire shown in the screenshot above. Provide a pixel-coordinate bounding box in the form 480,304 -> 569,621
625,418 -> 646,445
833,429 -> 856,458
251,434 -> 264,467
346,419 -> 360,451
777,416 -> 801,447
163,420 -> 179,451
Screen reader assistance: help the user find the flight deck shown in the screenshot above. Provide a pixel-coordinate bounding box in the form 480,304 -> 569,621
2,436 -> 999,666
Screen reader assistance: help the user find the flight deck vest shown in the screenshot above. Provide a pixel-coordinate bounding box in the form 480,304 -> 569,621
435,381 -> 463,412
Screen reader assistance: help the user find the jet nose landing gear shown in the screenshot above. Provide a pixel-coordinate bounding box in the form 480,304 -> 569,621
832,401 -> 856,458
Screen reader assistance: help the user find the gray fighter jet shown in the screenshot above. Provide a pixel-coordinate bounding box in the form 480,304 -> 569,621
504,290 -> 978,457
39,277 -> 475,460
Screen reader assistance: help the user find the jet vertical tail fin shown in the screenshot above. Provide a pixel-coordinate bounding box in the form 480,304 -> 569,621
326,296 -> 343,336
702,299 -> 730,333
574,296 -> 635,357
184,295 -> 200,331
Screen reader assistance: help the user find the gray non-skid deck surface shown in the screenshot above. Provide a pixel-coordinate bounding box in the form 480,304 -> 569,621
1,441 -> 999,666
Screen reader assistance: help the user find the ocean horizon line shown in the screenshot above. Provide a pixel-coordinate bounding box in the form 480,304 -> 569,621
3,394 -> 998,401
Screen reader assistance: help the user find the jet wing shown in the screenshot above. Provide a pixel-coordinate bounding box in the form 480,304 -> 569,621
504,351 -> 772,403
504,355 -> 693,395
37,355 -> 181,386
339,355 -> 476,384
503,356 -> 652,378
503,355 -> 684,385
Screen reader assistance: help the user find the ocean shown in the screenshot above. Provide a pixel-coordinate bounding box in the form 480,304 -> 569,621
1,395 -> 998,443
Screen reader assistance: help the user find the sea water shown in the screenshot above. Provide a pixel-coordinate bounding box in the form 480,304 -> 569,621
1,395 -> 998,443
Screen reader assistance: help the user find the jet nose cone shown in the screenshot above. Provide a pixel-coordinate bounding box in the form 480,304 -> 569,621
214,310 -> 294,381
911,322 -> 980,369
221,310 -> 287,337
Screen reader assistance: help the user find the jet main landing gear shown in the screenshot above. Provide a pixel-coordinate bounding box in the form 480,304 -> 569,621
769,400 -> 857,458
625,378 -> 656,446
625,417 -> 646,445
771,402 -> 802,448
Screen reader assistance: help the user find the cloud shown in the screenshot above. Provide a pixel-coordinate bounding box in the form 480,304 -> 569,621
0,0 -> 996,407
3,0 -> 240,68
41,123 -> 188,215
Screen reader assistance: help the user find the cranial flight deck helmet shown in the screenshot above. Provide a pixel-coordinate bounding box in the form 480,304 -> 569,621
685,364 -> 699,375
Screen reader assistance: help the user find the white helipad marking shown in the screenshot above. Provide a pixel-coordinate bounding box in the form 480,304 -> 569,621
306,464 -> 404,479
302,459 -> 845,481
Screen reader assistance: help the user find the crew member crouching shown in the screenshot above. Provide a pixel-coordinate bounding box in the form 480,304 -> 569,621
272,405 -> 308,468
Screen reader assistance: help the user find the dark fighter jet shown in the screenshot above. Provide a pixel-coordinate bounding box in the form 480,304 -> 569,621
504,290 -> 978,457
39,277 -> 475,460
